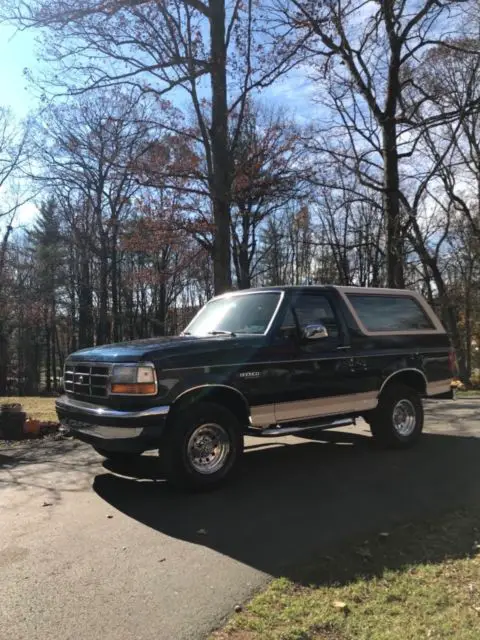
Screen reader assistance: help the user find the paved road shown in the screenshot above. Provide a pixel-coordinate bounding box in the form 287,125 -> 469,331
2,399 -> 480,640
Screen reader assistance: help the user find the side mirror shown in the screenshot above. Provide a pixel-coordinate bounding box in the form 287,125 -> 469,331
302,323 -> 329,341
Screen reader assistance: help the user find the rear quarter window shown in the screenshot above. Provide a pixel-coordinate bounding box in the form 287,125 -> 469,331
347,294 -> 435,332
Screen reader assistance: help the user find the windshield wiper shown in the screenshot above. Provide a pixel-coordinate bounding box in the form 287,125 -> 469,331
207,330 -> 236,337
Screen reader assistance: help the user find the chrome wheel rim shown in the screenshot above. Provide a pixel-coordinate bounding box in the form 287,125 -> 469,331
187,423 -> 230,475
392,399 -> 416,437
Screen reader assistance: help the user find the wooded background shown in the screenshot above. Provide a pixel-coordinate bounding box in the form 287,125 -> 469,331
0,0 -> 480,394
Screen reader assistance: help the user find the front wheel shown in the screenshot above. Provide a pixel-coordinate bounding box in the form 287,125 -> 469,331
162,402 -> 244,491
369,384 -> 424,449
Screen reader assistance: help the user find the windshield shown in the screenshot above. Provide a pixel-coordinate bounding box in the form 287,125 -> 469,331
185,292 -> 282,337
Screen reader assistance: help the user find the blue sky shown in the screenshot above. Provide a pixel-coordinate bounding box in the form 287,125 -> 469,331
0,22 -> 316,228
0,25 -> 39,118
0,22 -> 316,120
0,25 -> 40,227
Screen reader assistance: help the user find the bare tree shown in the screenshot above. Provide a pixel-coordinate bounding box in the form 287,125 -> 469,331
415,38 -> 480,237
229,102 -> 310,288
34,91 -> 149,344
0,108 -> 32,393
270,0 -> 478,287
5,0 -> 305,293
314,176 -> 386,287
0,108 -> 31,281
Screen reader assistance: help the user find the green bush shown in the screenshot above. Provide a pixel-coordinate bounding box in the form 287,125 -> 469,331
470,369 -> 480,389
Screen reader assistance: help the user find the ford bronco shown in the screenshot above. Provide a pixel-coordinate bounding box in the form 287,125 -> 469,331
56,286 -> 455,490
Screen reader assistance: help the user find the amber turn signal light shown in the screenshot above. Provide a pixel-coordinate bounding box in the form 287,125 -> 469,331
110,383 -> 157,395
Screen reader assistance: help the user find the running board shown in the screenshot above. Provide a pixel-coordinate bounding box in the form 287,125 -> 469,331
249,417 -> 354,437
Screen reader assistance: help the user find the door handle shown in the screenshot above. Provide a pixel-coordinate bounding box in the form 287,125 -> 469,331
337,345 -> 351,351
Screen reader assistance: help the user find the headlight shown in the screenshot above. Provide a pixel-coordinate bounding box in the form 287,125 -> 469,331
110,363 -> 157,396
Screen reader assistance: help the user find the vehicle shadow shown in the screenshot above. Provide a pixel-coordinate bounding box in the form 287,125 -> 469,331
93,429 -> 480,582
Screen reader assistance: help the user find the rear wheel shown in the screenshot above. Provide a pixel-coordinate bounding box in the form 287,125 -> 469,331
369,384 -> 424,448
162,401 -> 244,491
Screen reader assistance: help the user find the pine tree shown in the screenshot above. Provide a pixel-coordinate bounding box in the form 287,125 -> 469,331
29,198 -> 63,392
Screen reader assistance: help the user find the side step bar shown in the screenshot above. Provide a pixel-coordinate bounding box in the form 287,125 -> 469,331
249,417 -> 354,437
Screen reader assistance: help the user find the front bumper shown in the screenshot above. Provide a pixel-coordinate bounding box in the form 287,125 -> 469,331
55,395 -> 170,453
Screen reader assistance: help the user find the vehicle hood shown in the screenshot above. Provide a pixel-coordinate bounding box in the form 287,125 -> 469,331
66,335 -> 264,365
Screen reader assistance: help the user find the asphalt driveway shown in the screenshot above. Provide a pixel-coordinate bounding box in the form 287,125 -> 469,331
1,399 -> 480,640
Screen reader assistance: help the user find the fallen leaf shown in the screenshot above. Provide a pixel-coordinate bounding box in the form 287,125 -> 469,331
379,532 -> 390,539
107,515 -> 113,519
42,501 -> 53,507
333,601 -> 349,613
197,528 -> 207,535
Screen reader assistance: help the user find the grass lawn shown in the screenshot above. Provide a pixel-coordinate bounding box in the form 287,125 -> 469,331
456,390 -> 480,398
213,507 -> 480,640
0,397 -> 58,422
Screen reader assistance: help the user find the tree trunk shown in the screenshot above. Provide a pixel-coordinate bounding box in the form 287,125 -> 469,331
117,260 -> 124,341
69,258 -> 77,353
125,285 -> 135,340
210,0 -> 232,294
45,321 -> 51,393
97,242 -> 109,345
465,282 -> 472,379
382,119 -> 404,288
78,255 -> 93,349
52,321 -> 57,390
237,245 -> 251,289
158,282 -> 167,336
0,319 -> 8,394
0,226 -> 12,393
409,222 -> 467,380
232,219 -> 251,289
111,228 -> 120,342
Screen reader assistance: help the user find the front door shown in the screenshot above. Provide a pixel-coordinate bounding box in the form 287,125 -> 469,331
271,291 -> 364,424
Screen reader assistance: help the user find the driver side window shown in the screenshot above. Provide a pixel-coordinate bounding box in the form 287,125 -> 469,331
277,306 -> 298,341
292,293 -> 340,338
277,293 -> 340,341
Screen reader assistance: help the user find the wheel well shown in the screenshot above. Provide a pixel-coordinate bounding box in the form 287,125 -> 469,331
167,386 -> 250,427
379,370 -> 427,397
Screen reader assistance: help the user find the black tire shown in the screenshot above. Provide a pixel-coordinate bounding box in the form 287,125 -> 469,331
93,447 -> 141,463
162,401 -> 244,491
369,384 -> 424,449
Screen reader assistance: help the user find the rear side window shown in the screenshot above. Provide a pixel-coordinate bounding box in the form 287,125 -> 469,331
347,294 -> 435,332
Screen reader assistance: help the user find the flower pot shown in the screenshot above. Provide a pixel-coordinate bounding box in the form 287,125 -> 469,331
0,406 -> 26,440
24,419 -> 42,436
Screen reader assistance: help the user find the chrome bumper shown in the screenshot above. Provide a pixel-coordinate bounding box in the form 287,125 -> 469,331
55,395 -> 170,443
56,394 -> 170,420
66,424 -> 145,440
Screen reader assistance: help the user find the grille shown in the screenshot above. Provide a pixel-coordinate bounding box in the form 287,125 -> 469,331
64,362 -> 111,397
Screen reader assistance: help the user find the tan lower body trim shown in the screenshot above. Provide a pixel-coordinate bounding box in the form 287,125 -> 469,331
250,392 -> 377,428
275,392 -> 377,423
250,404 -> 276,428
427,379 -> 452,397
